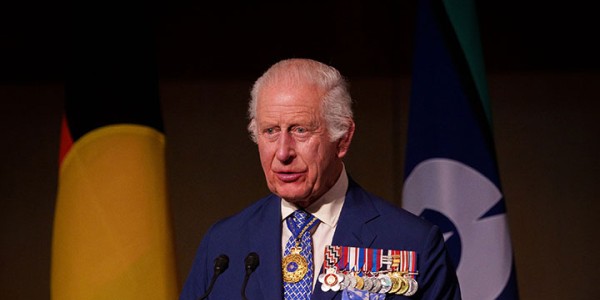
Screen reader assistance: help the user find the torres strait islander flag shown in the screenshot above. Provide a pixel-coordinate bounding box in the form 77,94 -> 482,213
51,3 -> 178,299
402,0 -> 519,299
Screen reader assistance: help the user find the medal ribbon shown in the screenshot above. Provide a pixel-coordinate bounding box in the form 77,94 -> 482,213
323,245 -> 341,269
335,246 -> 417,276
347,247 -> 362,274
358,247 -> 366,274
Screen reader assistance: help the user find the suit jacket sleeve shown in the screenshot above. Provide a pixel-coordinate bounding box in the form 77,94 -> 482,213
179,225 -> 212,300
415,225 -> 461,300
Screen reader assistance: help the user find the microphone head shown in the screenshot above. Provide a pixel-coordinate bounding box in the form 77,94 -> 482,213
214,254 -> 229,275
244,252 -> 259,273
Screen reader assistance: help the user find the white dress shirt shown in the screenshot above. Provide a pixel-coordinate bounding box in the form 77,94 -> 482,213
281,165 -> 348,290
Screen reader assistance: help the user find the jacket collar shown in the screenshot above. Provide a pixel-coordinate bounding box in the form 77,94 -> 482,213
248,194 -> 284,299
312,179 -> 380,300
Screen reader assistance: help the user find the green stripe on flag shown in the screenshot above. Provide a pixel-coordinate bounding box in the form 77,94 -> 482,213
443,0 -> 492,125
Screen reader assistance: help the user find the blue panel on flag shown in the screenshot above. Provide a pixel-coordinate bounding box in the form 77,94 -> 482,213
402,0 -> 519,299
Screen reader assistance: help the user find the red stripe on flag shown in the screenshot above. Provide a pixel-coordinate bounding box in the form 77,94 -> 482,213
59,115 -> 73,165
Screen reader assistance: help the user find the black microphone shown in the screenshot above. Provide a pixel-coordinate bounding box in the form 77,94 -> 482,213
198,254 -> 229,300
241,252 -> 259,300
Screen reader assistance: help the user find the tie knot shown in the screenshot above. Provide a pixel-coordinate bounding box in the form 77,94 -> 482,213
292,209 -> 310,224
287,210 -> 318,237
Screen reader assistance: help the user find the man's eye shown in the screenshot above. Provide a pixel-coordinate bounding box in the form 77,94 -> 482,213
264,127 -> 279,135
292,127 -> 311,138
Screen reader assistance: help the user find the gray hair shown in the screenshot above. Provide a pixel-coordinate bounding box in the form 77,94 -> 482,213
247,58 -> 353,143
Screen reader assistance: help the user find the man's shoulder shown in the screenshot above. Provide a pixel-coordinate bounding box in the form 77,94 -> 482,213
347,180 -> 436,231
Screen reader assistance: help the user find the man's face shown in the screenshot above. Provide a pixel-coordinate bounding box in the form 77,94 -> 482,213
255,82 -> 346,208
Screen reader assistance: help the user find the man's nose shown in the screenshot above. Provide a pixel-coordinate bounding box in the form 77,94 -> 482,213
276,132 -> 296,163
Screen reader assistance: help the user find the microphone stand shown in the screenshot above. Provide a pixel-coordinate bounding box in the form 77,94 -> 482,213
198,254 -> 229,300
241,252 -> 259,300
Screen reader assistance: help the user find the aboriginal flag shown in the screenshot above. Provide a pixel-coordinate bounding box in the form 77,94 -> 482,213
402,0 -> 519,299
51,2 -> 178,299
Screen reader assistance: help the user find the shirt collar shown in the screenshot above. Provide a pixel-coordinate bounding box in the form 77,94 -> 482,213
281,165 -> 348,228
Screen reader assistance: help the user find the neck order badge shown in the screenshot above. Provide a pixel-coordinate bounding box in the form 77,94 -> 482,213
283,210 -> 319,299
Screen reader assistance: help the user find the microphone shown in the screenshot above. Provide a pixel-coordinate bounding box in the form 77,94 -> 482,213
198,254 -> 229,300
241,252 -> 260,300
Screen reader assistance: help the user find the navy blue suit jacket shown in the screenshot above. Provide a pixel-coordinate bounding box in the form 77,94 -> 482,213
180,180 -> 461,299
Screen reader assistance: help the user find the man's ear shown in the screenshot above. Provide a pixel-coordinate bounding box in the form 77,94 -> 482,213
336,119 -> 355,158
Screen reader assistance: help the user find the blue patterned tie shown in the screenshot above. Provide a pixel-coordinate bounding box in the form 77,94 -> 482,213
283,210 -> 319,300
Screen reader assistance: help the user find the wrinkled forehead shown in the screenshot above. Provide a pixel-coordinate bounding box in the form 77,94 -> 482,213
255,81 -> 325,123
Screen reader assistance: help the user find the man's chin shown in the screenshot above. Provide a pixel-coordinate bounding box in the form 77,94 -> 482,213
282,197 -> 313,208
279,193 -> 308,203
275,189 -> 311,206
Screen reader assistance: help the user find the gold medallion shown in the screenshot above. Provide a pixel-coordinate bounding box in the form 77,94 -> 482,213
389,275 -> 401,294
282,247 -> 308,283
396,276 -> 409,295
354,274 -> 364,289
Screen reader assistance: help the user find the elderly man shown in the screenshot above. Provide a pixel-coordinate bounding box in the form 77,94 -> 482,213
180,58 -> 461,300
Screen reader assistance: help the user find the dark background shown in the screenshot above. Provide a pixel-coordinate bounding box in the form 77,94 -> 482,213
1,1 -> 599,299
2,1 -> 599,82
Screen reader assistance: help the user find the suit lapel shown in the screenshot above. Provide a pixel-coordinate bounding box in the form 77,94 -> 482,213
332,180 -> 379,248
248,194 -> 283,299
312,180 -> 381,300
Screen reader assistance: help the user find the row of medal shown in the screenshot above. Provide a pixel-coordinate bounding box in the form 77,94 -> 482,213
317,245 -> 419,297
319,268 -> 419,296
